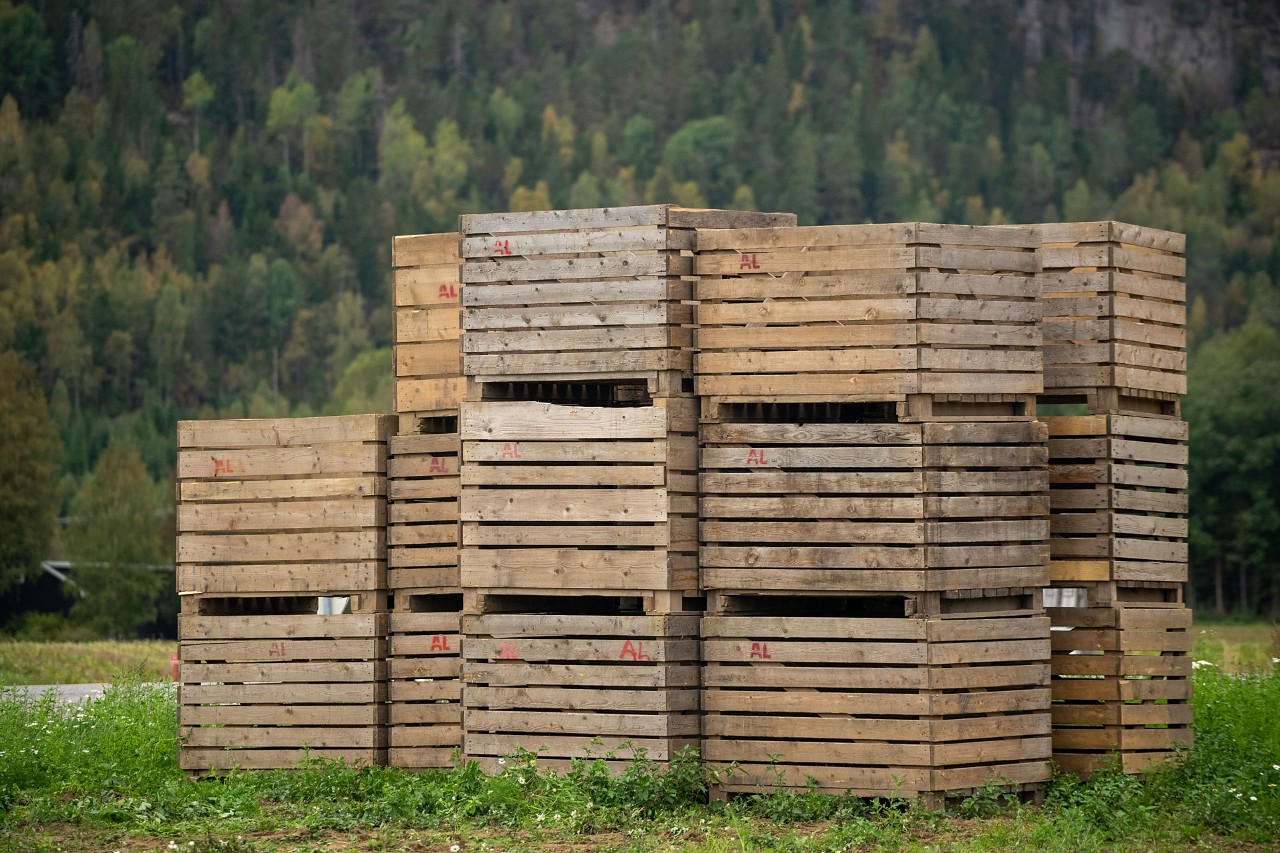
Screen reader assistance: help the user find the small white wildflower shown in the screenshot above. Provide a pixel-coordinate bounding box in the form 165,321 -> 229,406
83,749 -> 89,754
1274,765 -> 1280,771
536,813 -> 544,822
553,813 -> 561,821
450,846 -> 460,853
497,757 -> 505,766
189,843 -> 195,848
168,844 -> 179,851
1191,660 -> 1216,669
1250,796 -> 1258,802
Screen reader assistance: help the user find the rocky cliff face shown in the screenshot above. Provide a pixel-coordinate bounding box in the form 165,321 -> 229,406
1017,0 -> 1279,103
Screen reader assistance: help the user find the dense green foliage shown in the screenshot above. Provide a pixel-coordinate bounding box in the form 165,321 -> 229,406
0,351 -> 61,595
1,668 -> 1278,850
1,1 -> 1278,623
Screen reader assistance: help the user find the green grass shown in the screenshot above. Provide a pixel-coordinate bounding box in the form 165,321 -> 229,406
0,640 -> 175,685
2,668 -> 1279,852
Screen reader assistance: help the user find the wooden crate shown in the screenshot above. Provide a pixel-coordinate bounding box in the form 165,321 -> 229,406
388,592 -> 463,769
702,597 -> 1051,797
388,424 -> 460,593
179,608 -> 386,771
463,611 -> 700,771
176,415 -> 393,600
1047,415 -> 1187,587
694,224 -> 1041,413
1049,604 -> 1193,776
393,232 -> 464,425
460,397 -> 698,598
460,205 -> 795,387
1039,222 -> 1186,409
700,417 -> 1048,596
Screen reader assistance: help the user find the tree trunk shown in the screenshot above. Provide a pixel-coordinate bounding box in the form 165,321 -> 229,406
1238,560 -> 1249,616
1214,557 -> 1225,615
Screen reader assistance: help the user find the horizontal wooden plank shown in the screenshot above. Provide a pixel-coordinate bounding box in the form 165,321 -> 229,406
180,747 -> 383,771
460,401 -> 670,440
178,445 -> 386,480
178,416 -> 394,449
395,307 -> 462,342
394,265 -> 461,307
701,520 -> 924,545
180,704 -> 380,726
180,613 -> 384,641
177,530 -> 384,564
463,349 -> 687,376
177,499 -> 383,533
462,254 -> 689,283
396,341 -> 462,378
179,477 -> 384,502
461,326 -> 689,356
176,562 -> 382,595
393,232 -> 460,267
460,548 -> 683,589
463,709 -> 698,738
460,488 -> 667,522
701,445 -> 923,469
461,205 -> 672,234
462,227 -> 690,258
701,471 -> 923,494
701,423 -> 921,446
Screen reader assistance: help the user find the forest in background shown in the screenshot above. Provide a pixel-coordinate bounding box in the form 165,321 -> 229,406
1,0 -> 1278,635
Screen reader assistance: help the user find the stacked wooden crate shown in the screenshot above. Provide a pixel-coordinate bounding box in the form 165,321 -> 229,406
1038,222 -> 1192,776
457,205 -> 793,771
694,223 -> 1052,799
388,233 -> 465,768
175,415 -> 393,771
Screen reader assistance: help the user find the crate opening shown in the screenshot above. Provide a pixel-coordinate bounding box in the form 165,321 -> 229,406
715,594 -> 913,618
474,593 -> 696,616
930,399 -> 1031,418
403,592 -> 464,613
940,592 -> 1039,614
187,595 -> 350,616
714,401 -> 897,424
479,380 -> 652,407
416,415 -> 459,435
1037,399 -> 1090,417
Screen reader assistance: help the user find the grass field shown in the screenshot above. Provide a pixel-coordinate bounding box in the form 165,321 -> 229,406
1,637 -> 1278,852
1191,619 -> 1278,673
0,640 -> 175,685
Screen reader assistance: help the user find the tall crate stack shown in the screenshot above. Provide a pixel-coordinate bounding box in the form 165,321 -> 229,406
457,205 -> 794,771
175,415 -> 393,771
1038,222 -> 1193,776
388,233 -> 466,769
694,224 -> 1052,799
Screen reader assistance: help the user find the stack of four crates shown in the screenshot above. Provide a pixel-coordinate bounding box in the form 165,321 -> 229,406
1037,222 -> 1193,776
